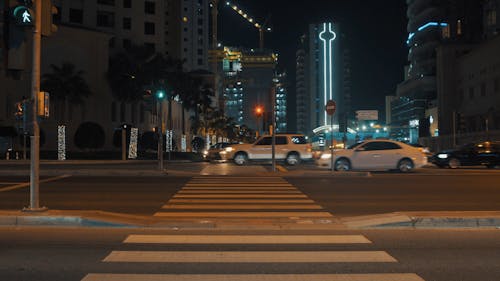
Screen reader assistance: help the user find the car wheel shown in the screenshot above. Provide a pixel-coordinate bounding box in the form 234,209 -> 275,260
334,158 -> 351,171
233,153 -> 248,166
285,153 -> 300,166
448,158 -> 460,169
398,158 -> 414,173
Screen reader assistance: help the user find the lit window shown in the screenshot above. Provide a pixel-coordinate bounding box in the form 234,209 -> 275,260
487,10 -> 497,26
442,25 -> 450,38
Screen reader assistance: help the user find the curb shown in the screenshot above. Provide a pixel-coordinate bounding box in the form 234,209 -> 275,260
341,212 -> 500,229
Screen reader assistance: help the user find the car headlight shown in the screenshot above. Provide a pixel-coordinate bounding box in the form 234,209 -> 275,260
320,153 -> 331,159
202,150 -> 208,156
437,153 -> 449,159
225,147 -> 234,152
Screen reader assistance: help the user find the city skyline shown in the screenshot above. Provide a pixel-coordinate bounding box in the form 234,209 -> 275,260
220,0 -> 408,118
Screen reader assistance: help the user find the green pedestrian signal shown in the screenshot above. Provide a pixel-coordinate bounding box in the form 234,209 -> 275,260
156,90 -> 165,99
12,6 -> 34,26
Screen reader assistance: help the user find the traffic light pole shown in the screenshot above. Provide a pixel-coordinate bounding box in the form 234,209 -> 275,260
157,100 -> 164,171
24,0 -> 46,212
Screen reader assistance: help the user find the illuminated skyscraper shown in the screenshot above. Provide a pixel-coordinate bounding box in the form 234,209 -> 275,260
392,0 -> 483,142
296,22 -> 348,138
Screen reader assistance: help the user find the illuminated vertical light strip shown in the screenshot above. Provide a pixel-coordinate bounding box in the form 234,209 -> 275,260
319,22 -> 337,125
319,23 -> 328,125
328,23 -> 336,102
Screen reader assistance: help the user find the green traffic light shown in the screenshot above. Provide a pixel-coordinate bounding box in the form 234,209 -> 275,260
156,91 -> 165,99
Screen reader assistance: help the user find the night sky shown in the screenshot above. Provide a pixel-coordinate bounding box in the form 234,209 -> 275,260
219,0 -> 408,125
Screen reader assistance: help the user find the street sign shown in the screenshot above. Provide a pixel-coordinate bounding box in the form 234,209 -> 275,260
356,110 -> 378,120
325,100 -> 336,116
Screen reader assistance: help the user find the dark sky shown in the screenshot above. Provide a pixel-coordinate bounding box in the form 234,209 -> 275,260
219,0 -> 408,124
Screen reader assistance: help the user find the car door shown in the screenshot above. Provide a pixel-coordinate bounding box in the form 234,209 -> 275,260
249,137 -> 272,159
350,141 -> 393,170
275,136 -> 289,159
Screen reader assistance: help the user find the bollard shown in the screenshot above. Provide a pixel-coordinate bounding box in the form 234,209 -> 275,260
6,151 -> 10,160
16,152 -> 19,160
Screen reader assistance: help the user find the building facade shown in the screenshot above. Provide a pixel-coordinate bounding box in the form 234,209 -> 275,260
0,0 -> 207,154
392,0 -> 483,143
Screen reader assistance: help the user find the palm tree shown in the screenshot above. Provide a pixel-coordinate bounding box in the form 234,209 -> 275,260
41,62 -> 92,123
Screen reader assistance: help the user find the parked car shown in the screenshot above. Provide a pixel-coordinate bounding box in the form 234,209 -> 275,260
316,139 -> 428,172
221,134 -> 312,166
202,142 -> 238,161
429,141 -> 500,169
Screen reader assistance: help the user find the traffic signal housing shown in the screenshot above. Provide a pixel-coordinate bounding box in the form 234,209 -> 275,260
41,0 -> 57,36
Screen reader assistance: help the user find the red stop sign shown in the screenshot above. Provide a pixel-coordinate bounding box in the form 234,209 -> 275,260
325,100 -> 336,116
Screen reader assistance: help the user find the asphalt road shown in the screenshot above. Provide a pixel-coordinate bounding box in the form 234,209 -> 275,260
1,227 -> 499,281
1,164 -> 500,217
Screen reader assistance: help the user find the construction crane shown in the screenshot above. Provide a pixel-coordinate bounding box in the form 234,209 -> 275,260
225,1 -> 272,49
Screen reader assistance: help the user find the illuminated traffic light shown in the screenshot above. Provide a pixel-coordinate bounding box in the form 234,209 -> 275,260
156,90 -> 165,99
255,105 -> 263,117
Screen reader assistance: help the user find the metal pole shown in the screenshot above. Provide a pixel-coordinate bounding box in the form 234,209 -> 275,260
452,111 -> 456,147
330,115 -> 334,172
168,97 -> 172,161
157,100 -> 164,171
271,88 -> 276,172
486,117 -> 489,141
121,126 -> 126,160
25,0 -> 45,212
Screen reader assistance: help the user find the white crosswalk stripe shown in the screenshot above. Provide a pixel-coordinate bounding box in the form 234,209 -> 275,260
83,273 -> 425,281
154,176 -> 329,221
123,234 -> 372,244
81,176 -> 426,281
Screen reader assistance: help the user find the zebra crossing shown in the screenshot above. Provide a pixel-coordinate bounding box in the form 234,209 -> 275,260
152,176 -> 335,226
82,232 -> 424,281
81,176 -> 425,281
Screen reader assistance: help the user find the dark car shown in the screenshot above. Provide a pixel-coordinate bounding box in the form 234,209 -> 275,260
429,141 -> 500,169
202,142 -> 237,161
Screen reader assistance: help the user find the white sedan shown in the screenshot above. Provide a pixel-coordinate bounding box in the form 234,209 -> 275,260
316,139 -> 428,172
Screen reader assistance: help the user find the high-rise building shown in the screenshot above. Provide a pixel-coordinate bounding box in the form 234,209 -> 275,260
296,22 -> 349,140
221,47 -> 278,133
54,0 -> 210,71
273,72 -> 287,133
392,0 -> 483,142
167,0 -> 210,71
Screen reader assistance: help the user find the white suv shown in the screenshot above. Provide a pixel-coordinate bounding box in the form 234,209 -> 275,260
220,134 -> 312,166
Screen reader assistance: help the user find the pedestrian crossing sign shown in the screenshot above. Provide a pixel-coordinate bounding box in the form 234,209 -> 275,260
12,6 -> 34,26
